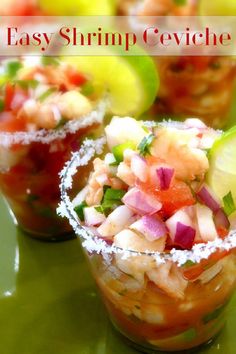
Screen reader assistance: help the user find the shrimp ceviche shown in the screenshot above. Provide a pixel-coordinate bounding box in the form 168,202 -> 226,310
0,57 -> 103,239
72,117 -> 236,351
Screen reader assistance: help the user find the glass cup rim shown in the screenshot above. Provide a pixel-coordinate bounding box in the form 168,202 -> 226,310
57,128 -> 236,267
0,101 -> 106,148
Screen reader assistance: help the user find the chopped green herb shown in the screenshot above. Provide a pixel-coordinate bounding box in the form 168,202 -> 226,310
118,289 -> 127,296
6,61 -> 22,78
99,187 -> 126,215
0,99 -> 4,112
134,305 -> 141,310
104,188 -> 126,201
112,141 -> 136,164
80,82 -> 94,96
94,206 -> 105,214
41,57 -> 59,66
203,302 -> 228,324
182,260 -> 196,268
38,87 -> 57,102
16,79 -> 39,90
210,61 -> 221,70
173,0 -> 187,5
223,191 -> 236,216
27,194 -> 39,203
74,201 -> 87,221
38,207 -> 54,218
55,117 -> 67,129
138,133 -> 155,156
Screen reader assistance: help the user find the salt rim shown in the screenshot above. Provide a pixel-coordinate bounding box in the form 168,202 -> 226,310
0,101 -> 106,148
57,121 -> 236,267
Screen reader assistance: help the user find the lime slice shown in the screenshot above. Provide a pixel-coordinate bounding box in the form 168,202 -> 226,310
39,0 -> 116,15
198,0 -> 236,15
208,127 -> 236,204
62,54 -> 159,117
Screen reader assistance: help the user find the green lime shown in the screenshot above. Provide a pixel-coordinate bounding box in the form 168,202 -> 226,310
198,0 -> 236,15
62,54 -> 159,117
208,127 -> 236,204
39,0 -> 116,15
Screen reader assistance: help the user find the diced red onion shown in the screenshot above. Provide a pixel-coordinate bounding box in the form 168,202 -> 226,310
214,209 -> 230,230
166,209 -> 196,249
174,222 -> 196,250
156,166 -> 174,190
130,215 -> 166,242
196,184 -> 221,212
130,155 -> 148,182
122,187 -> 162,215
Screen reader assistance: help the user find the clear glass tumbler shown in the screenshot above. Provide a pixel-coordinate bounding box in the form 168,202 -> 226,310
58,147 -> 236,352
0,109 -> 104,241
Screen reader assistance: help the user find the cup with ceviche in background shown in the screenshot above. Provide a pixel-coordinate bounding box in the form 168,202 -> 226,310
124,0 -> 236,129
58,116 -> 236,352
0,57 -> 105,241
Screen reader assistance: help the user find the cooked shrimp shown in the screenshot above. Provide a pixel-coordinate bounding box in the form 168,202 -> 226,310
114,229 -> 166,283
151,127 -> 209,181
147,262 -> 188,300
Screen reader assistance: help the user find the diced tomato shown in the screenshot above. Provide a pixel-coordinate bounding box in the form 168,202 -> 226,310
154,181 -> 195,217
66,68 -> 87,86
5,83 -> 15,110
0,112 -> 27,132
217,227 -> 229,239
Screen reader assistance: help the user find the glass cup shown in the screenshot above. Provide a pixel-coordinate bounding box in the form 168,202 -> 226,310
0,106 -> 105,241
127,1 -> 236,129
58,148 -> 236,352
152,56 -> 236,129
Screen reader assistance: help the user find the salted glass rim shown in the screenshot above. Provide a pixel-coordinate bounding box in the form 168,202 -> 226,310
0,101 -> 106,147
57,123 -> 236,267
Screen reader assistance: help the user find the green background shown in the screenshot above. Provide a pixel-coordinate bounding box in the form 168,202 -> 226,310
0,195 -> 236,354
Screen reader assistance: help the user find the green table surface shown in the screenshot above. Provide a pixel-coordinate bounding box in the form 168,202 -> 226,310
0,196 -> 236,354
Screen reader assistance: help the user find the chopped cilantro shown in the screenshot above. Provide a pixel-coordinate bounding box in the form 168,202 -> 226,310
0,99 -> 4,112
173,0 -> 187,5
6,61 -> 22,78
27,194 -> 39,203
80,82 -> 94,96
223,191 -> 236,216
103,188 -> 126,201
41,57 -> 59,66
16,79 -> 39,90
38,87 -> 57,102
181,260 -> 196,268
74,201 -> 87,221
98,186 -> 126,215
55,117 -> 67,129
138,133 -> 155,156
94,206 -> 105,214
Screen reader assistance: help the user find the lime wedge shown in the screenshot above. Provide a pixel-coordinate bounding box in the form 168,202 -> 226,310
208,127 -> 236,204
198,0 -> 236,15
39,0 -> 116,15
62,54 -> 159,117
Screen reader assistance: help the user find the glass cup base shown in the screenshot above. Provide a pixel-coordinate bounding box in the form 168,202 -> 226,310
110,318 -> 225,353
